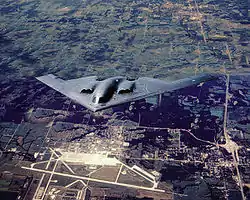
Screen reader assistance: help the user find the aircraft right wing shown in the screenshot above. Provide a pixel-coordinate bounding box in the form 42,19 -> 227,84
99,73 -> 219,110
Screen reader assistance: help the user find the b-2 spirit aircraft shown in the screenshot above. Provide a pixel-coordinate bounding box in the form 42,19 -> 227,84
36,73 -> 218,112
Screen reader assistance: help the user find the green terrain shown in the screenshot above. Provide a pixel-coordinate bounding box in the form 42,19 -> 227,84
0,0 -> 249,81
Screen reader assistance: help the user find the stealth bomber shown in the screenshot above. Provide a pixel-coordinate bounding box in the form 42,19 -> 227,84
36,74 -> 218,112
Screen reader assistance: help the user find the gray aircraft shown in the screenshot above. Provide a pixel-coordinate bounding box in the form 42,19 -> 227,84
36,74 -> 218,112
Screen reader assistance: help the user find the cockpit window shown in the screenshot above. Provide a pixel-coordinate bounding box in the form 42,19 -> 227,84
98,97 -> 106,103
92,96 -> 97,103
92,96 -> 106,104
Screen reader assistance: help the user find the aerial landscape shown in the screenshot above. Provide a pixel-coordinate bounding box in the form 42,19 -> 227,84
0,0 -> 249,200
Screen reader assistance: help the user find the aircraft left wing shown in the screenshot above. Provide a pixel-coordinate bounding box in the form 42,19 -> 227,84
36,74 -> 99,111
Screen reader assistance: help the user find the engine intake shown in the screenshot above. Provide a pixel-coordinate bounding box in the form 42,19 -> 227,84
80,83 -> 96,94
80,88 -> 94,94
117,81 -> 135,94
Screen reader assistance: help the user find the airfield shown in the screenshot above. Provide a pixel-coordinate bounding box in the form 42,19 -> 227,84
0,73 -> 249,199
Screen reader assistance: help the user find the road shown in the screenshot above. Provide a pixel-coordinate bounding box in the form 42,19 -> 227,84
221,74 -> 245,200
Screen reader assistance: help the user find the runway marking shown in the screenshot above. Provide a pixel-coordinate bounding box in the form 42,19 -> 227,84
49,148 -> 75,174
41,159 -> 59,200
115,164 -> 123,183
33,152 -> 53,200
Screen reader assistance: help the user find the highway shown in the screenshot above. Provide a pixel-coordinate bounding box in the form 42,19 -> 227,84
221,74 -> 245,200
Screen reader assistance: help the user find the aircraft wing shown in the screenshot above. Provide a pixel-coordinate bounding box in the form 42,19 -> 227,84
100,73 -> 218,110
36,74 -> 99,111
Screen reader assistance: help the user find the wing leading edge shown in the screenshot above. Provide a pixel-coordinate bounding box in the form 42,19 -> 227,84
36,73 -> 218,112
101,73 -> 218,109
36,74 -> 99,111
